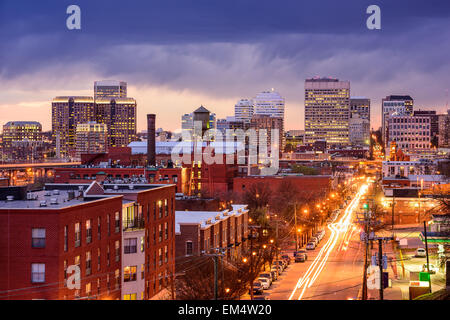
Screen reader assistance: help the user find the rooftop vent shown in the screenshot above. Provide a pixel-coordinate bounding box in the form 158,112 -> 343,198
45,191 -> 51,197
113,185 -> 118,190
53,190 -> 60,195
129,185 -> 134,190
39,200 -> 47,207
50,198 -> 58,205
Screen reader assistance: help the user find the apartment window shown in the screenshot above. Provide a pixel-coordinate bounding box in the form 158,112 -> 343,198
97,217 -> 101,240
164,199 -> 168,217
164,246 -> 168,263
159,225 -> 162,242
86,220 -> 92,244
107,214 -> 110,236
123,293 -> 137,300
164,222 -> 168,240
31,263 -> 45,283
97,248 -> 101,271
74,255 -> 80,269
97,278 -> 101,295
115,269 -> 120,289
107,274 -> 110,292
75,222 -> 81,247
186,241 -> 193,255
141,264 -> 145,279
158,248 -> 162,266
124,238 -> 137,254
115,240 -> 120,262
86,282 -> 91,296
86,251 -> 92,275
124,266 -> 137,282
140,237 -> 145,252
115,212 -> 120,233
153,202 -> 156,220
32,228 -> 46,248
107,245 -> 110,267
159,201 -> 163,219
64,225 -> 68,252
153,227 -> 156,244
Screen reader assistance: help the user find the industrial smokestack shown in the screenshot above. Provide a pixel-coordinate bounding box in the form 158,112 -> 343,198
147,114 -> 156,166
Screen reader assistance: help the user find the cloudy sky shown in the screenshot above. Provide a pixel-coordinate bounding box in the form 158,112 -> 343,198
0,0 -> 449,132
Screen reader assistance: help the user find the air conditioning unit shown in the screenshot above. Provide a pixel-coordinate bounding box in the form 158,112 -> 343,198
44,191 -> 51,197
50,198 -> 58,205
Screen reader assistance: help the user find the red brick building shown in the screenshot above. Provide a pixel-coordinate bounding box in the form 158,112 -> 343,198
175,205 -> 249,263
0,182 -> 176,300
232,175 -> 332,198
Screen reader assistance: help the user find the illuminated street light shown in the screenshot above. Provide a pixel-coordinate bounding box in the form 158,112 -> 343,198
242,258 -> 248,263
270,239 -> 274,244
303,209 -> 308,214
252,251 -> 256,256
263,244 -> 267,249
225,288 -> 230,293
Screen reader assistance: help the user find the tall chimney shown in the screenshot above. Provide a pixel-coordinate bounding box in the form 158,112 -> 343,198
147,114 -> 156,166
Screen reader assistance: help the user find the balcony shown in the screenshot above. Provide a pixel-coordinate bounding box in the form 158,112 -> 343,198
123,218 -> 145,231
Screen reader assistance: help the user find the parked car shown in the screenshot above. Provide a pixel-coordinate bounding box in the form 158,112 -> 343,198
259,272 -> 273,284
270,269 -> 278,281
258,277 -> 271,290
252,296 -> 270,300
295,253 -> 306,262
281,254 -> 291,265
272,264 -> 283,274
251,281 -> 264,295
306,242 -> 316,250
296,249 -> 308,260
275,260 -> 287,269
415,248 -> 427,257
422,264 -> 439,274
311,236 -> 319,244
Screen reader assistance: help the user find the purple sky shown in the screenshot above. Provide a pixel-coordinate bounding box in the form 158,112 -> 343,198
0,0 -> 449,132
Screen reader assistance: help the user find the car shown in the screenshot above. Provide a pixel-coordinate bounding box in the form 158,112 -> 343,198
275,260 -> 287,269
311,236 -> 320,244
259,272 -> 273,284
270,269 -> 278,281
252,296 -> 270,300
415,248 -> 427,257
422,264 -> 439,274
295,253 -> 306,262
258,277 -> 271,290
281,254 -> 291,265
251,281 -> 264,295
295,249 -> 308,260
272,264 -> 283,274
306,242 -> 316,250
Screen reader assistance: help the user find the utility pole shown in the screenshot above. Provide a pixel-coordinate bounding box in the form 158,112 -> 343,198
423,221 -> 432,293
294,203 -> 298,251
249,227 -> 254,300
214,255 -> 219,300
378,238 -> 383,300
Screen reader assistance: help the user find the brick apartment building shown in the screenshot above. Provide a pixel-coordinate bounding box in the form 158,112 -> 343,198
175,205 -> 249,263
0,181 -> 175,300
232,175 -> 332,198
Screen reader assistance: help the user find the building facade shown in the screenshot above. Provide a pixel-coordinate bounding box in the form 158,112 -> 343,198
234,99 -> 254,124
387,113 -> 431,154
349,115 -> 370,146
350,97 -> 370,121
438,110 -> 450,148
52,96 -> 96,157
2,121 -> 43,162
381,95 -> 414,148
75,122 -> 108,158
304,78 -> 350,145
94,80 -> 127,99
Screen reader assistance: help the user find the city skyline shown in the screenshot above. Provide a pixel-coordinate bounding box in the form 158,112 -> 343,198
1,1 -> 449,132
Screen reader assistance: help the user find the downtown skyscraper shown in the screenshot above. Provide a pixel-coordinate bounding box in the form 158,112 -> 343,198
304,78 -> 350,145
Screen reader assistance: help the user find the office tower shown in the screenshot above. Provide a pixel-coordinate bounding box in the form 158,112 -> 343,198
75,122 -> 108,158
387,113 -> 431,154
181,113 -> 194,138
413,110 -> 439,146
95,97 -> 137,148
250,114 -> 283,154
2,121 -> 43,162
52,96 -> 95,157
381,95 -> 413,148
94,80 -> 127,99
438,110 -> 450,148
234,99 -> 254,123
216,116 -> 247,135
349,115 -> 370,146
304,77 -> 350,145
350,97 -> 370,121
147,114 -> 156,166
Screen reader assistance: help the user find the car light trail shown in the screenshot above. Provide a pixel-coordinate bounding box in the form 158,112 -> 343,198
288,183 -> 368,300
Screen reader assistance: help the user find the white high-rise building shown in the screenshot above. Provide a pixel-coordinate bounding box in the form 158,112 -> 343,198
234,99 -> 254,123
252,90 -> 285,119
94,80 -> 127,99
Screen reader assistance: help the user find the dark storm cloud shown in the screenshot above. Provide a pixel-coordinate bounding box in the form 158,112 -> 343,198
0,0 -> 449,130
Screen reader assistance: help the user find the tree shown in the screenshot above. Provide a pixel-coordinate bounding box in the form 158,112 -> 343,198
291,164 -> 319,175
243,182 -> 271,210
